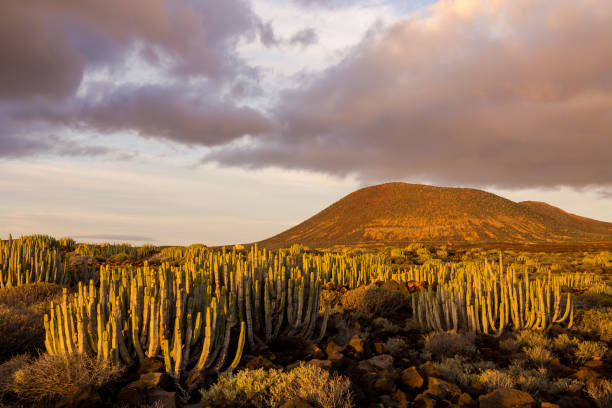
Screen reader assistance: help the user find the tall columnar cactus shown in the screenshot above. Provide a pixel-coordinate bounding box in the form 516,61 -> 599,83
0,234 -> 69,287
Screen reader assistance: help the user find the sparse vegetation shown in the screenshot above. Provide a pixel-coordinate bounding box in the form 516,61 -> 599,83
2,233 -> 612,408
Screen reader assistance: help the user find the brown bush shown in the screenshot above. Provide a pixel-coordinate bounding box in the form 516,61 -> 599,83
423,331 -> 476,359
0,354 -> 28,398
0,283 -> 64,361
340,284 -> 407,316
9,353 -> 123,403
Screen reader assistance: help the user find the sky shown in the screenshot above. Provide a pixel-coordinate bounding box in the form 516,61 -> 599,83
1,0 -> 611,246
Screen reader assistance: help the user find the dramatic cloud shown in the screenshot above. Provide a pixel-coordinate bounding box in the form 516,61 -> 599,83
0,0 -> 271,156
211,0 -> 612,189
79,84 -> 275,146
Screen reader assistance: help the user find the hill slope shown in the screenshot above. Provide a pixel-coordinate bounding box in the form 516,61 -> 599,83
259,183 -> 612,248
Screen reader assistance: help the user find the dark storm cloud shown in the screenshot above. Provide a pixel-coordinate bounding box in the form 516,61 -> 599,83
0,0 -> 271,155
289,28 -> 319,48
210,0 -> 612,189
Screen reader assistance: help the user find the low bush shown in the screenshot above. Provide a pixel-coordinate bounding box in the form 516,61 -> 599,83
340,284 -> 407,316
201,364 -> 354,408
587,378 -> 612,408
9,353 -> 123,403
575,341 -> 608,364
0,283 -> 64,361
423,331 -> 476,359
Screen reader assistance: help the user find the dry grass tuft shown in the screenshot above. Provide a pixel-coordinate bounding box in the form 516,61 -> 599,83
423,331 -> 476,359
575,340 -> 608,364
0,283 -> 65,361
587,379 -> 612,408
9,352 -> 123,403
201,364 -> 353,408
0,354 -> 28,398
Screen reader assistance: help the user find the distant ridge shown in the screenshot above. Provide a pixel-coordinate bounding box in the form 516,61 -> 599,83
258,182 -> 612,248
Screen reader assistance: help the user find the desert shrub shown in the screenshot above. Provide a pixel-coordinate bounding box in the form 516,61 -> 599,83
0,283 -> 64,360
575,341 -> 608,364
479,363 -> 580,395
10,353 -> 123,402
340,284 -> 407,316
524,345 -> 553,367
479,369 -> 515,389
201,368 -> 282,407
587,378 -> 612,408
0,305 -> 44,360
423,331 -> 476,359
574,293 -> 612,309
372,317 -> 402,333
499,338 -> 521,353
434,356 -> 477,388
108,252 -> 130,263
201,364 -> 354,408
383,337 -> 407,356
583,251 -> 612,268
268,364 -> 354,408
577,309 -> 612,342
515,330 -> 550,349
0,354 -> 28,398
0,282 -> 63,310
552,334 -> 579,354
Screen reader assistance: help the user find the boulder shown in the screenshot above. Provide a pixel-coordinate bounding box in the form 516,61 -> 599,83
419,361 -> 441,378
400,366 -> 424,391
366,354 -> 394,370
348,334 -> 365,354
414,393 -> 437,408
137,358 -> 165,375
424,377 -> 461,400
326,340 -> 345,360
458,392 -> 475,407
478,388 -> 536,408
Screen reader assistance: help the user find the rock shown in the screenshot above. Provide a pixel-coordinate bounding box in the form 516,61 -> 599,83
414,393 -> 437,408
280,397 -> 313,408
556,396 -> 592,408
584,359 -> 605,369
419,361 -> 441,378
326,340 -> 345,358
425,377 -> 461,400
374,342 -> 388,354
540,403 -> 560,408
307,343 -> 326,360
548,358 -> 575,378
467,381 -> 486,395
374,376 -> 396,394
117,372 -> 175,407
55,386 -> 103,408
366,354 -> 394,370
246,355 -> 278,370
133,372 -> 173,390
306,359 -> 333,370
457,392 -> 475,407
392,390 -> 409,408
348,334 -> 366,354
572,366 -> 602,387
478,388 -> 536,408
147,389 -> 176,408
400,366 -> 424,391
137,357 -> 165,375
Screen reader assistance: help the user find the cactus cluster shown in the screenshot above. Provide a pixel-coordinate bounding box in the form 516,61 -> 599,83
44,246 -> 328,381
408,254 -> 574,334
0,234 -> 69,287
